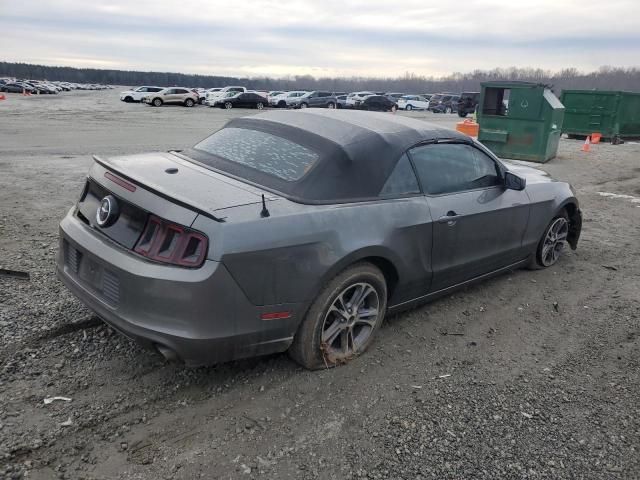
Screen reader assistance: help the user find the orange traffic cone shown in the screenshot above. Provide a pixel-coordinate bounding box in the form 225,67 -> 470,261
0,94 -> 5,101
581,136 -> 591,152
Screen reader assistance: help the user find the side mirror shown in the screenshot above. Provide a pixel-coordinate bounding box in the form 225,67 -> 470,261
504,171 -> 526,191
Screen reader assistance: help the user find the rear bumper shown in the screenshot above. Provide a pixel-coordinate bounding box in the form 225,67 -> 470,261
57,209 -> 299,366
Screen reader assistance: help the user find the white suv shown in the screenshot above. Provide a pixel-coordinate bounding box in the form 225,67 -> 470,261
398,95 -> 430,111
345,91 -> 375,107
120,86 -> 164,103
270,91 -> 307,108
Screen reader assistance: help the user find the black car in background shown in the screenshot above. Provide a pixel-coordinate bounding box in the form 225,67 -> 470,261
429,94 -> 460,113
354,95 -> 398,112
213,92 -> 266,109
457,92 -> 480,117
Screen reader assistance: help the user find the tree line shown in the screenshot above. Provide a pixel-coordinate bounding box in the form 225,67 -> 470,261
1,61 -> 639,94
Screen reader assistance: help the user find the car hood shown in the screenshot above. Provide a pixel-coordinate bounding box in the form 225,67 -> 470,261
94,152 -> 272,219
503,160 -> 554,184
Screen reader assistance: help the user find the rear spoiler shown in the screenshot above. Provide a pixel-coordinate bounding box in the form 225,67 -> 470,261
92,155 -> 225,222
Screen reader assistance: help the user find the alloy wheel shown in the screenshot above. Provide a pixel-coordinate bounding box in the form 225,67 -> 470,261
321,282 -> 380,362
541,217 -> 569,266
225,102 -> 233,109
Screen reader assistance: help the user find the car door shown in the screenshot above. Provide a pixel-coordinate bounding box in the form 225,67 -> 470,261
409,142 -> 530,291
417,96 -> 429,109
235,93 -> 249,107
162,88 -> 176,103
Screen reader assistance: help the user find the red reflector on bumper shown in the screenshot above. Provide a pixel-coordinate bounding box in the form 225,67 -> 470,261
260,312 -> 292,320
105,171 -> 136,192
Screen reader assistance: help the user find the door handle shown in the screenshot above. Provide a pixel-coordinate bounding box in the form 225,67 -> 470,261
437,210 -> 460,225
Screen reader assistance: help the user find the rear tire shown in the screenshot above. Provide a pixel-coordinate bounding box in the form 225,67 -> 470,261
528,211 -> 570,270
277,100 -> 286,108
184,98 -> 195,107
405,104 -> 413,111
289,263 -> 387,370
327,102 -> 335,109
300,102 -> 308,109
152,98 -> 162,107
124,96 -> 133,103
225,102 -> 233,109
458,111 -> 467,118
256,102 -> 264,110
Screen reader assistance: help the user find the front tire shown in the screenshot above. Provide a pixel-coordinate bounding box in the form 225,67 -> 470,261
289,263 -> 387,370
256,102 -> 264,110
300,102 -> 308,109
184,98 -> 195,107
529,211 -> 569,269
405,104 -> 413,111
445,107 -> 452,114
124,96 -> 133,103
224,102 -> 233,109
152,98 -> 163,107
327,102 -> 335,109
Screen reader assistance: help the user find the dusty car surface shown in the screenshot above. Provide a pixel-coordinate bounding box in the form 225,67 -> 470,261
57,110 -> 582,369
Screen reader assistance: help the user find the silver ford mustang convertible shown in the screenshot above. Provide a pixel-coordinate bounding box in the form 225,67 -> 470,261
57,110 -> 582,369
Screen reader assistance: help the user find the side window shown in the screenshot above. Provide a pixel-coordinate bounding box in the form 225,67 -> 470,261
379,154 -> 420,197
138,87 -> 148,92
409,143 -> 500,195
151,87 -> 162,92
164,89 -> 174,94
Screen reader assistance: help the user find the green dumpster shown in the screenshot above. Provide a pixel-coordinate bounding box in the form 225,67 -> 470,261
560,90 -> 640,144
477,81 -> 564,163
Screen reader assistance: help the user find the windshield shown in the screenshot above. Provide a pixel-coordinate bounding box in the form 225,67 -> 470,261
194,127 -> 319,182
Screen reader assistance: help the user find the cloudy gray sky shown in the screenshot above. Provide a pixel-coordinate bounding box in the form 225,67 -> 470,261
2,0 -> 639,78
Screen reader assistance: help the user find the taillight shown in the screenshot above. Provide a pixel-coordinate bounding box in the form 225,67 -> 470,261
134,215 -> 208,267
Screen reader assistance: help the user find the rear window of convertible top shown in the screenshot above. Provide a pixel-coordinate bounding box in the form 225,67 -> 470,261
194,127 -> 319,181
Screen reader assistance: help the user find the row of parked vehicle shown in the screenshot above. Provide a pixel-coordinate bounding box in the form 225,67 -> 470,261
119,85 -> 481,116
0,77 -> 114,94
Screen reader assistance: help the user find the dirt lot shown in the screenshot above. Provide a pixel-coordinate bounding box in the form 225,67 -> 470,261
1,90 -> 639,480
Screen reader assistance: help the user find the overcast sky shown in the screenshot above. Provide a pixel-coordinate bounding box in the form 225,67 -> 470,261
2,0 -> 639,78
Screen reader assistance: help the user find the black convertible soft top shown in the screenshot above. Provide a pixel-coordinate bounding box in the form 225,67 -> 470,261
185,110 -> 467,203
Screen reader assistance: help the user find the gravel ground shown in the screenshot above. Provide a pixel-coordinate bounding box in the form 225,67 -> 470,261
0,90 -> 638,480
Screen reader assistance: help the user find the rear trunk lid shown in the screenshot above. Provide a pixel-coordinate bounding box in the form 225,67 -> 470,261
95,151 -> 269,217
77,152 -> 270,249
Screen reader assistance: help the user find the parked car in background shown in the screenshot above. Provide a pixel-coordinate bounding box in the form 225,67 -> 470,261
457,92 -> 480,117
267,91 -> 285,105
346,91 -> 375,107
57,110 -> 582,369
354,95 -> 398,112
120,86 -> 164,103
1,82 -> 35,93
198,88 -> 222,104
281,91 -> 308,108
336,95 -> 349,109
205,86 -> 246,106
429,94 -> 460,113
211,91 -> 266,109
289,91 -> 337,109
142,87 -> 199,107
397,95 -> 430,111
